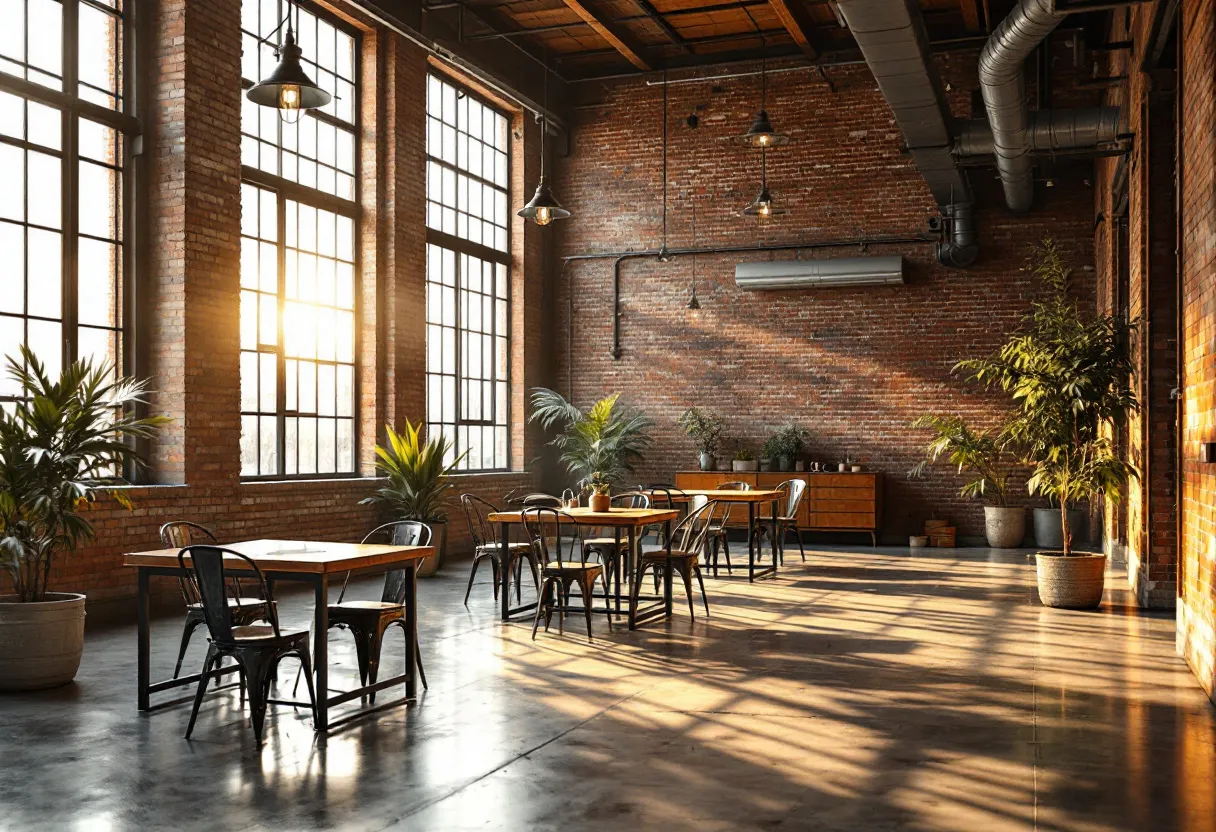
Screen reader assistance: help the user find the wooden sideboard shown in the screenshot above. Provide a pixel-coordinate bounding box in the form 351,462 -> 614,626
672,471 -> 883,546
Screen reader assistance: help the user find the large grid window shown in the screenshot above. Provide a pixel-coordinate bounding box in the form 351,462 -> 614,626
424,75 -> 511,472
239,0 -> 359,477
0,0 -> 129,402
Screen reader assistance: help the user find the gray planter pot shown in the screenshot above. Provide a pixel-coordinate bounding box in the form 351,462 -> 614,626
776,456 -> 793,472
732,460 -> 758,473
1033,507 -> 1087,549
984,506 -> 1026,548
1035,552 -> 1106,609
699,452 -> 715,471
0,592 -> 86,690
416,520 -> 448,578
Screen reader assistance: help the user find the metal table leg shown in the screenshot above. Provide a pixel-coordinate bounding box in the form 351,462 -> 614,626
313,576 -> 329,731
405,561 -> 418,699
771,499 -> 781,569
500,522 -> 511,621
748,502 -> 757,582
664,520 -> 673,615
137,567 -> 150,711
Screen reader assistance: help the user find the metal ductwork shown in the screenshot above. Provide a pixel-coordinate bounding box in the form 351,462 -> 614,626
954,106 -> 1122,157
978,0 -> 1068,212
735,256 -> 904,290
835,0 -> 976,268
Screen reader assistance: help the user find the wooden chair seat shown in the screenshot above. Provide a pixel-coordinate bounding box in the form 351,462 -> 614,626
542,562 -> 605,575
330,600 -> 403,612
641,548 -> 698,562
229,624 -> 309,646
478,541 -> 533,554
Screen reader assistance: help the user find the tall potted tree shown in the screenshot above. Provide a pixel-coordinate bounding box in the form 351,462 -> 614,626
677,407 -> 724,471
0,348 -> 167,690
530,388 -> 653,510
910,414 -> 1024,548
360,422 -> 467,577
958,239 -> 1137,607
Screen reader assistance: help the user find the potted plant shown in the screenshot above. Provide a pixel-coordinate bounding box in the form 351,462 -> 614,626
0,347 -> 168,690
731,445 -> 757,473
909,414 -> 1024,548
530,388 -> 653,508
677,407 -> 724,471
958,239 -> 1137,607
767,425 -> 809,472
361,421 -> 467,577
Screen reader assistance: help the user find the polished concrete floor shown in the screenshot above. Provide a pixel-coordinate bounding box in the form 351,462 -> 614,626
1,545 -> 1214,831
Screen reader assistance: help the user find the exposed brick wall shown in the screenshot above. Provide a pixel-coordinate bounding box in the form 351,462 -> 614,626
552,54 -> 1096,541
1178,0 -> 1216,703
1093,5 -> 1179,610
2,0 -> 546,613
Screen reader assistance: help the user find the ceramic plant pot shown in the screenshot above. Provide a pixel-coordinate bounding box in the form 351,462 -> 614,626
983,506 -> 1026,549
589,491 -> 611,512
0,592 -> 87,690
415,520 -> 447,578
1033,507 -> 1087,549
699,452 -> 715,471
1035,552 -> 1106,609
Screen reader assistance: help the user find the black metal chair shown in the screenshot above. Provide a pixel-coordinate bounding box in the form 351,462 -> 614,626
330,521 -> 432,698
707,481 -> 751,576
461,494 -> 539,606
632,498 -> 719,620
160,521 -> 272,679
523,507 -> 612,640
178,545 -> 317,745
582,490 -> 650,591
755,479 -> 808,563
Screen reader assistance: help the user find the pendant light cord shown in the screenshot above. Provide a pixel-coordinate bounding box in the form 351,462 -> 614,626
691,195 -> 697,290
662,68 -> 668,251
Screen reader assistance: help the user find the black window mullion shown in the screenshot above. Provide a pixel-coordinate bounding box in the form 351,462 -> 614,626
276,189 -> 287,476
62,0 -> 79,368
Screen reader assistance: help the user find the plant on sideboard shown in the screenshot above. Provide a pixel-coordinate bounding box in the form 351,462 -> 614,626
956,237 -> 1138,607
529,388 -> 653,502
909,413 -> 1025,548
0,346 -> 168,690
765,424 -> 809,471
677,407 -> 725,471
731,442 -> 757,473
360,421 -> 467,577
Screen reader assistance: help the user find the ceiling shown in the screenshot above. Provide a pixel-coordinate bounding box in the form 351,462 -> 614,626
445,0 -> 1026,81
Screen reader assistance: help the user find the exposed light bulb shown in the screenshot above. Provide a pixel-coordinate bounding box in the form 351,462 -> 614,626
534,206 -> 553,226
279,84 -> 302,123
758,202 -> 772,218
758,134 -> 770,147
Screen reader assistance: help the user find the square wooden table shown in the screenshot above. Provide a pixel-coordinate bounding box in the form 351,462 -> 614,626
123,538 -> 434,731
653,489 -> 785,581
486,507 -> 679,628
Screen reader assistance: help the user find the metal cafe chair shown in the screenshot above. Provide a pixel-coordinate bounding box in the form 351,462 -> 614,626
160,521 -> 272,679
582,490 -> 650,595
523,507 -> 612,640
707,481 -> 751,576
755,479 -> 808,563
631,499 -> 719,621
177,545 -> 317,745
460,493 -> 540,606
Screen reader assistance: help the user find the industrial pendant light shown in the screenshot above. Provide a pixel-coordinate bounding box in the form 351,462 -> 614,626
246,1 -> 331,124
519,57 -> 570,226
742,146 -> 787,217
687,196 -> 701,310
734,36 -> 788,147
658,70 -> 672,262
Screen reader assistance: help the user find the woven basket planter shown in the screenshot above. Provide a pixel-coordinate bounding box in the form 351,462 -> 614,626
1035,552 -> 1106,609
0,593 -> 86,690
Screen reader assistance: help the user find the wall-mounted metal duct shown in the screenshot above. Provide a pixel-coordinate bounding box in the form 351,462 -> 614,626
735,256 -> 904,290
978,0 -> 1067,213
835,0 -> 976,269
954,106 -> 1122,157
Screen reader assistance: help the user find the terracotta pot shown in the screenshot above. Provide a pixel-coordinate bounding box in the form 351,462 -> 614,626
1035,552 -> 1106,609
984,506 -> 1026,549
589,491 -> 611,513
0,592 -> 87,690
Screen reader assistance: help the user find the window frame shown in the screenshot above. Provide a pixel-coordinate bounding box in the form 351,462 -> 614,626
424,73 -> 513,473
239,0 -> 362,481
0,0 -> 139,393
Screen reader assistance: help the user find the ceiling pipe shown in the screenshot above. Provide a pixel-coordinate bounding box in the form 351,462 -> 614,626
978,0 -> 1067,212
953,106 -> 1122,156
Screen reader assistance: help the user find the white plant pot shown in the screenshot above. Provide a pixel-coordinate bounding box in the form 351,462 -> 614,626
0,592 -> 86,690
984,506 -> 1026,549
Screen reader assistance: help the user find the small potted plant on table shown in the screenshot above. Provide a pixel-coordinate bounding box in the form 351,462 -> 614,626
910,414 -> 1024,548
0,347 -> 168,690
530,388 -> 653,507
767,425 -> 810,472
677,407 -> 724,471
958,239 -> 1137,608
731,444 -> 758,473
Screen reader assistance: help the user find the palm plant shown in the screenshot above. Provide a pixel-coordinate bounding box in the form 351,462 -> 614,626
909,414 -> 1018,506
361,422 -> 467,522
956,238 -> 1138,554
529,388 -> 653,493
0,347 -> 168,602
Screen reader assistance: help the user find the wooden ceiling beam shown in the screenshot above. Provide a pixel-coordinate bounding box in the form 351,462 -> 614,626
766,0 -> 818,59
959,0 -> 981,31
557,0 -> 654,69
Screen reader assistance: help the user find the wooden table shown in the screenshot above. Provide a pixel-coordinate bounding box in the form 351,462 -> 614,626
654,489 -> 784,581
123,538 -> 434,731
486,507 -> 679,628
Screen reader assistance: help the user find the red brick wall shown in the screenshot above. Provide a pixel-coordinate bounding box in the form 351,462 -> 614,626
1179,0 -> 1216,702
1093,6 -> 1179,610
552,55 -> 1097,541
4,0 -> 546,613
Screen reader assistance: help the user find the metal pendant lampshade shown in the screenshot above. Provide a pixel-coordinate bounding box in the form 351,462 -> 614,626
246,22 -> 331,124
736,109 -> 788,148
742,184 -> 786,217
518,176 -> 570,226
